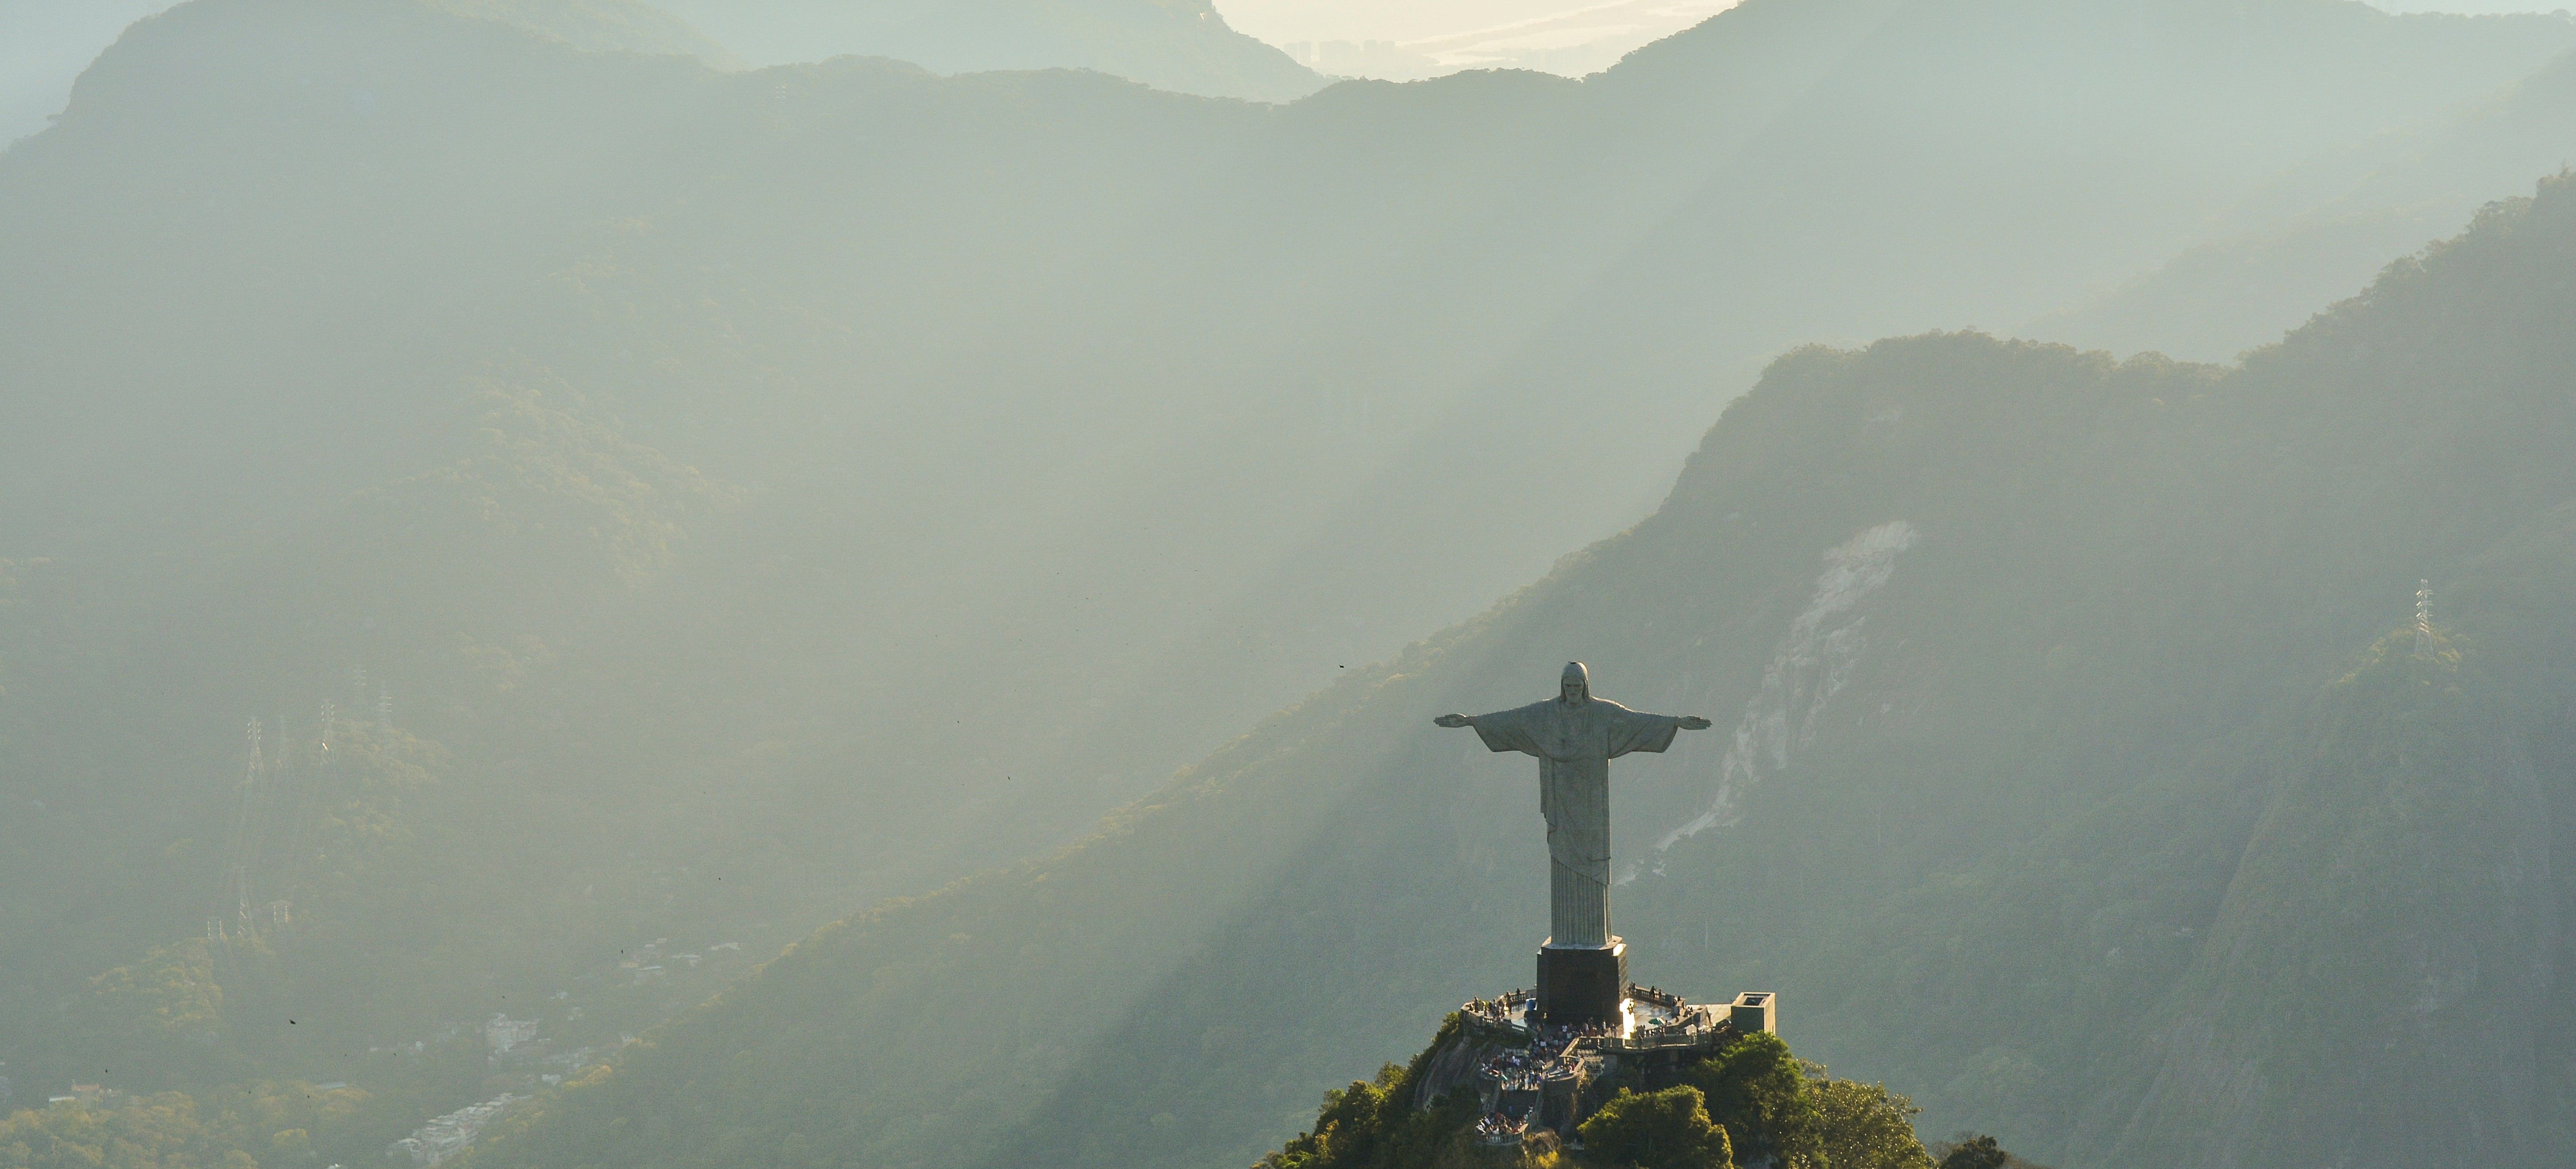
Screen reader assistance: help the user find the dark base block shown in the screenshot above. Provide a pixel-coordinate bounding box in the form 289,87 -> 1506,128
1536,939 -> 1627,1026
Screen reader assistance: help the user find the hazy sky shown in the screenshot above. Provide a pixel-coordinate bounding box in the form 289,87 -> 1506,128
1,0 -> 174,143
0,0 -> 2559,146
1217,0 -> 1722,45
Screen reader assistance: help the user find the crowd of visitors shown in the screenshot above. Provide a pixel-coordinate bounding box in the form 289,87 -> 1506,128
1460,986 -> 1734,1150
1476,1017 -> 1610,1089
1474,1111 -> 1530,1145
1479,1044 -> 1560,1089
1463,994 -> 1531,1026
1465,988 -> 1704,1041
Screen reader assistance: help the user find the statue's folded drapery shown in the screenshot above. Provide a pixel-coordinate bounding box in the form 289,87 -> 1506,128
1465,696 -> 1683,949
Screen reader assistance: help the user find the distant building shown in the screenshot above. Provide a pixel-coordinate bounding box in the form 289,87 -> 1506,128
485,1014 -> 540,1058
48,1084 -> 121,1109
390,1093 -> 520,1165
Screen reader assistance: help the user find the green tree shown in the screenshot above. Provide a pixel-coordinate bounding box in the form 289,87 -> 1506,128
1813,1078 -> 1934,1169
1936,1135 -> 2009,1169
1686,1033 -> 1825,1168
1262,1070 -> 1400,1169
86,938 -> 226,1038
1254,1024 -> 1480,1169
0,1084 -> 360,1169
1577,1085 -> 1733,1169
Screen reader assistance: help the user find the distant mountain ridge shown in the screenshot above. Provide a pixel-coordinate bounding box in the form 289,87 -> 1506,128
2028,42 -> 2576,360
429,0 -> 731,59
651,0 -> 1325,100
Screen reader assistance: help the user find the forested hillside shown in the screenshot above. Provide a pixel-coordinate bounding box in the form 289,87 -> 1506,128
9,0 -> 2576,1162
473,180 -> 2576,1169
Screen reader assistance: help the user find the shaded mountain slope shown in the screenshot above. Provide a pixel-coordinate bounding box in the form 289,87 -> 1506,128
478,179 -> 2576,1169
0,375 -> 746,1077
2082,628 -> 2556,1166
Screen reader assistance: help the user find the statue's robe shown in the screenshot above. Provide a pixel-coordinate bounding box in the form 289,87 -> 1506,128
1464,696 -> 1683,949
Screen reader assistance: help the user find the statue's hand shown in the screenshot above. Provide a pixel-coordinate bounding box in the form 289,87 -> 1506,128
1678,716 -> 1714,730
1434,714 -> 1472,729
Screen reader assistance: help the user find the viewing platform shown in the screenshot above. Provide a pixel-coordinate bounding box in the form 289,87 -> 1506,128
1439,985 -> 1778,1143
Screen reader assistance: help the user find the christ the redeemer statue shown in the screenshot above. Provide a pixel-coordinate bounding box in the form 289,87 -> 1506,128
1437,662 -> 1710,1022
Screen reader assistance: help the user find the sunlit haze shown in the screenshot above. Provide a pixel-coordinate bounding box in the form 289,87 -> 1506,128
11,1 -> 2576,1168
4,0 -> 2558,144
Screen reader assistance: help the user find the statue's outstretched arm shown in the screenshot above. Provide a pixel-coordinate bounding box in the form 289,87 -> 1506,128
1677,715 -> 1714,730
1434,714 -> 1473,728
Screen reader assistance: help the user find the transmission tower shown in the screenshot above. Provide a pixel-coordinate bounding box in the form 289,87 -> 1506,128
264,714 -> 311,929
2415,580 -> 2434,657
297,702 -> 340,911
217,718 -> 266,937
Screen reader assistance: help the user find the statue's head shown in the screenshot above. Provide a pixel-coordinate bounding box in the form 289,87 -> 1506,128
1560,661 -> 1590,705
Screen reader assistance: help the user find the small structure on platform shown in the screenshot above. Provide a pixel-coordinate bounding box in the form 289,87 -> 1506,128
1727,990 -> 1775,1035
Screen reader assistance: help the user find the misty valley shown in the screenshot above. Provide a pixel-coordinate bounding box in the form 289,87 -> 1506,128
7,1 -> 2576,1168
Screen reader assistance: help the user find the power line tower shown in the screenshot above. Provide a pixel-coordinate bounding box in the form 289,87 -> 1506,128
2415,580 -> 2434,657
217,718 -> 266,940
266,713 -> 313,930
295,702 -> 339,905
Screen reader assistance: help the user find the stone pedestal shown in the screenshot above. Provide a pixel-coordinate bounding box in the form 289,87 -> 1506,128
1536,938 -> 1626,1025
